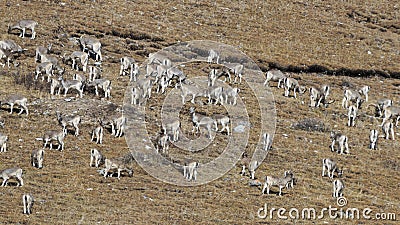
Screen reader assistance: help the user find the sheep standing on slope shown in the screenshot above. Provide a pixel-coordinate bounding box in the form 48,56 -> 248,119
183,161 -> 199,181
283,77 -> 306,99
309,85 -> 331,108
0,95 -> 29,115
207,49 -> 219,64
381,120 -> 395,140
22,194 -> 34,214
347,105 -> 358,127
261,171 -> 294,196
330,132 -> 349,154
31,149 -> 44,169
0,48 -> 14,68
240,153 -> 258,180
78,35 -> 102,61
342,89 -> 363,109
90,149 -> 104,168
322,158 -> 343,179
103,158 -> 133,179
91,124 -> 104,144
0,167 -> 24,186
264,69 -> 286,88
0,133 -> 8,152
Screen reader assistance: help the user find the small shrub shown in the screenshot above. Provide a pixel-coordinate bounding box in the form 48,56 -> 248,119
292,118 -> 327,132
382,160 -> 399,171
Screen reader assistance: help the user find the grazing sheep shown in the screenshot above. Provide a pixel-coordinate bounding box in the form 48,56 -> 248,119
240,153 -> 258,179
56,112 -> 81,136
283,77 -> 306,98
90,149 -> 104,168
40,53 -> 59,65
146,63 -> 158,78
120,57 -> 138,79
156,134 -> 170,154
8,20 -> 37,39
136,78 -> 153,99
359,85 -> 370,102
284,171 -> 295,189
87,79 -> 112,99
264,69 -> 286,88
63,51 -> 88,72
162,118 -> 180,142
322,158 -> 343,179
213,114 -> 230,135
204,86 -> 224,105
148,53 -> 171,66
103,158 -> 133,179
101,115 -> 126,137
332,179 -> 345,198
330,132 -> 349,154
342,89 -> 363,109
309,85 -> 330,108
347,105 -> 358,127
263,132 -> 273,151
59,77 -> 84,98
261,171 -> 294,196
369,129 -> 378,150
0,95 -> 29,115
222,87 -> 240,105
35,44 -> 52,62
207,49 -> 219,64
225,63 -> 244,83
208,68 -> 218,87
375,99 -> 392,117
35,62 -> 59,82
381,106 -> 400,127
88,65 -> 102,82
0,39 -> 24,53
183,161 -> 199,181
78,35 -> 102,61
40,130 -> 65,151
31,149 -> 44,169
0,167 -> 24,186
50,77 -> 62,96
189,107 -> 215,139
0,48 -> 14,68
167,67 -> 186,86
91,125 -> 103,144
0,133 -> 8,152
131,87 -> 141,105
179,83 -> 201,104
381,120 -> 395,140
156,75 -> 169,94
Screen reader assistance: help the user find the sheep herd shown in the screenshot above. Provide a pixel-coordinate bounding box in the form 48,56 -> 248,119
0,19 -> 398,218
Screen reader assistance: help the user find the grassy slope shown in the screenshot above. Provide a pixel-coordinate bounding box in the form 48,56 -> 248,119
0,0 -> 399,224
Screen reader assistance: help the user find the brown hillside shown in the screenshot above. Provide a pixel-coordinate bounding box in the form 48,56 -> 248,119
0,0 -> 399,224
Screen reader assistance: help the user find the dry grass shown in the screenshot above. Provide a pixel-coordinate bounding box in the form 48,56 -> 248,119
0,0 -> 399,224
